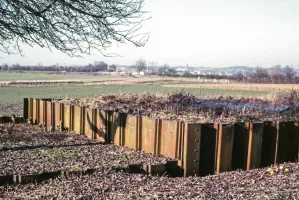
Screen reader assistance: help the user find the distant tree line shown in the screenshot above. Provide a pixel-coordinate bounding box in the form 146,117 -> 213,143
151,65 -> 299,84
0,62 -> 118,73
232,65 -> 299,84
2,61 -> 298,84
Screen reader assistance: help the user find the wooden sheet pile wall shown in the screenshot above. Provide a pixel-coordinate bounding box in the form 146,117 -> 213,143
24,98 -> 299,177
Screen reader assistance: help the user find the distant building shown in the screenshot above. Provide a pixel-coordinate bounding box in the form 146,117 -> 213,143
175,64 -> 189,72
116,67 -> 126,72
175,67 -> 187,72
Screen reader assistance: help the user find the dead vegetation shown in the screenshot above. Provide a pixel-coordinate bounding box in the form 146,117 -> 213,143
57,91 -> 299,123
0,124 -> 170,177
163,83 -> 299,92
0,144 -> 168,176
0,77 -> 166,87
0,124 -> 99,150
1,162 -> 298,199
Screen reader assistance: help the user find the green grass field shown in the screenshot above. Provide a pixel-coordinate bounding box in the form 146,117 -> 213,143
0,84 -> 269,116
0,72 -> 126,81
0,72 -> 273,116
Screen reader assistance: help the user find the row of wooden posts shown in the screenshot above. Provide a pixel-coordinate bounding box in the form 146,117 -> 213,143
23,98 -> 299,177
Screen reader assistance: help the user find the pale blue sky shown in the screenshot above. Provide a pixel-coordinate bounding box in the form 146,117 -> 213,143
1,0 -> 299,67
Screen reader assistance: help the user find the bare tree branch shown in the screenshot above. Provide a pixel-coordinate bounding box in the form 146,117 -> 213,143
0,0 -> 150,57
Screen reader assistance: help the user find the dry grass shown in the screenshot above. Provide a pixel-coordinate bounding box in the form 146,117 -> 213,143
163,83 -> 299,92
56,91 -> 299,123
0,77 -> 167,86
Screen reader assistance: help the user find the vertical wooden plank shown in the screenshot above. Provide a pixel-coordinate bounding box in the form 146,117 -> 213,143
140,116 -> 158,154
63,104 -> 71,131
95,110 -> 108,142
247,123 -> 264,170
279,121 -> 299,163
159,120 -> 179,159
176,122 -> 183,160
32,99 -> 38,125
124,115 -> 138,150
276,122 -> 288,164
287,121 -> 299,162
60,103 -> 65,129
53,103 -> 61,130
261,121 -> 277,167
213,123 -> 219,173
73,105 -> 82,134
52,102 -> 55,129
28,98 -> 33,120
155,119 -> 162,156
38,100 -> 45,125
137,116 -> 142,151
199,123 -> 217,176
84,107 -> 93,139
110,112 -> 119,144
183,123 -> 201,177
38,100 -> 42,125
106,111 -> 112,142
216,123 -> 234,173
120,113 -> 126,146
232,123 -> 249,170
46,101 -> 52,130
37,99 -> 40,125
176,122 -> 185,169
23,98 -> 29,120
109,112 -> 125,146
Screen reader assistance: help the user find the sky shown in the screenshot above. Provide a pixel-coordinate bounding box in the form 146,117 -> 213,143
1,0 -> 299,68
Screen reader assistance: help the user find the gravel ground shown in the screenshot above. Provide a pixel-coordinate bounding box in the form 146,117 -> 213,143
1,162 -> 298,199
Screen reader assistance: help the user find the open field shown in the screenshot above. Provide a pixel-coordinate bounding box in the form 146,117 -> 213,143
0,85 -> 269,116
0,73 -> 271,116
0,72 -> 127,81
0,72 -> 217,84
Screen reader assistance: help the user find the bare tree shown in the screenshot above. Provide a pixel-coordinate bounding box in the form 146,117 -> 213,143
282,65 -> 296,83
157,65 -> 168,76
108,64 -> 117,72
269,65 -> 283,83
1,63 -> 8,71
0,0 -> 150,56
234,71 -> 245,82
167,68 -> 177,77
135,58 -> 146,72
250,67 -> 269,83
